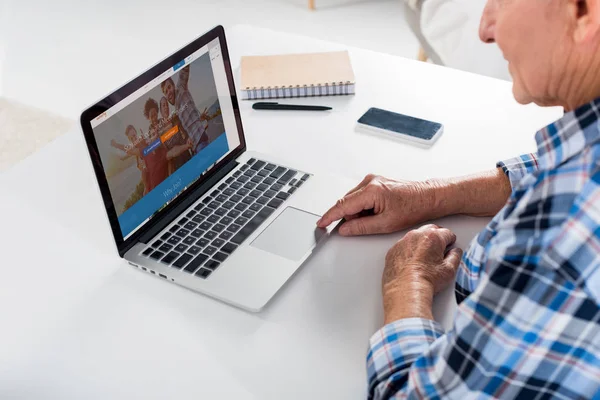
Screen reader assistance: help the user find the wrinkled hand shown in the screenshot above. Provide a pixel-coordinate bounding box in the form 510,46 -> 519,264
383,224 -> 462,297
317,174 -> 440,236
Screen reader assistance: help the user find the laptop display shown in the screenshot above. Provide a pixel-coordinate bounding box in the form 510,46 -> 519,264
90,38 -> 241,239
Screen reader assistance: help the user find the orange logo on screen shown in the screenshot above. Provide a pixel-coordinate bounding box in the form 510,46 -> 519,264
96,112 -> 107,121
160,125 -> 179,143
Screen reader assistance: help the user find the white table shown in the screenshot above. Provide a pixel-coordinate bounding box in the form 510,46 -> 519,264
0,26 -> 561,399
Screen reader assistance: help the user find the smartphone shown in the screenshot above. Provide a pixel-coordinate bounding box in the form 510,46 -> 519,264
356,107 -> 443,147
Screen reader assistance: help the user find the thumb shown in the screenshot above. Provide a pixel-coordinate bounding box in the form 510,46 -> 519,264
339,215 -> 386,236
444,248 -> 463,270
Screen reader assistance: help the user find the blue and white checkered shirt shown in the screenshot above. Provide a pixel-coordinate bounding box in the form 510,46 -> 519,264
367,98 -> 600,399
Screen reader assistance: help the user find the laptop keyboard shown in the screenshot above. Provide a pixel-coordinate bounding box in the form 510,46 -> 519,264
140,158 -> 310,279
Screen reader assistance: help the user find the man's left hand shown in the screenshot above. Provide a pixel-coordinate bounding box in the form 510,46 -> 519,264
382,224 -> 463,323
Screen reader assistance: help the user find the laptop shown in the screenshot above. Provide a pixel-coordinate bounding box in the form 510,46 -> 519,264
80,26 -> 351,311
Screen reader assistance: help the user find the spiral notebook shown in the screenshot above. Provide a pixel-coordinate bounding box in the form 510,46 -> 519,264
240,51 -> 356,100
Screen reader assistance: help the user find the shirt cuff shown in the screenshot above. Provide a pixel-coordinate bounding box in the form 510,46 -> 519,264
496,153 -> 539,190
367,318 -> 444,399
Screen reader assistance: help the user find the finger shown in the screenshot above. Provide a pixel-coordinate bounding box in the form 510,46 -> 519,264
344,174 -> 375,196
435,228 -> 457,249
444,247 -> 463,269
338,214 -> 387,236
317,189 -> 375,228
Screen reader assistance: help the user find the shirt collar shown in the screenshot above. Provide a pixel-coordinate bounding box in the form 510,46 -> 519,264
535,97 -> 600,171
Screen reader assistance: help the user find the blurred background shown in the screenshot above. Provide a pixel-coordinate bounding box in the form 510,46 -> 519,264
0,0 -> 508,170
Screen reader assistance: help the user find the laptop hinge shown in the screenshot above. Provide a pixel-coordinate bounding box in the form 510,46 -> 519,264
134,158 -> 240,249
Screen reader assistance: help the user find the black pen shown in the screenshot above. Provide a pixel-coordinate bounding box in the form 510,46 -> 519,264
252,102 -> 332,111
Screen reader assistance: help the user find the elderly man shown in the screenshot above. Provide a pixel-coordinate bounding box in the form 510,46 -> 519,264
317,0 -> 600,398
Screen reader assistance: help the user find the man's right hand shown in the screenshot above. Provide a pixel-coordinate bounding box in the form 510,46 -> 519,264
316,174 -> 443,236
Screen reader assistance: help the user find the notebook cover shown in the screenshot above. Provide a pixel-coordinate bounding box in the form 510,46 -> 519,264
240,51 -> 355,89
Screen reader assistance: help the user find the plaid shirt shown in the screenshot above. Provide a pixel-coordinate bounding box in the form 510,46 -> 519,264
367,98 -> 600,399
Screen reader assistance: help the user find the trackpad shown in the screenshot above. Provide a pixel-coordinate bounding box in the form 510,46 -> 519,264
251,207 -> 326,261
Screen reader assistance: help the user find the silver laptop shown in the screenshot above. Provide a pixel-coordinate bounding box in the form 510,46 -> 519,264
80,26 -> 350,311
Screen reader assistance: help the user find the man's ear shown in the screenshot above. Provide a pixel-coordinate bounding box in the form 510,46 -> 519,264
573,0 -> 600,43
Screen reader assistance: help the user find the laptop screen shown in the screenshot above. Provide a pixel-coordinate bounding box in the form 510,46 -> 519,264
90,38 -> 241,239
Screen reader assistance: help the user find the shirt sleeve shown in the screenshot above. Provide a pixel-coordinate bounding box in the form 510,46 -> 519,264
496,153 -> 539,190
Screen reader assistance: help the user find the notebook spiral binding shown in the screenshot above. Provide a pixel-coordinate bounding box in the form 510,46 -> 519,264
241,82 -> 356,100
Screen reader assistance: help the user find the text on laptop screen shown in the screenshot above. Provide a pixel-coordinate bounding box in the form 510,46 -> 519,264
91,38 -> 240,239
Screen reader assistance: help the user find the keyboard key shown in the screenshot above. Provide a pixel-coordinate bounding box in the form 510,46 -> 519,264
240,164 -> 249,171
186,210 -> 196,218
211,190 -> 220,197
230,181 -> 242,189
212,224 -> 226,233
159,243 -> 173,252
243,170 -> 256,177
195,268 -> 212,278
244,182 -> 256,190
200,208 -> 212,216
278,169 -> 297,184
212,238 -> 225,248
263,177 -> 275,185
194,203 -> 204,211
235,203 -> 248,211
175,244 -> 188,253
272,183 -> 283,192
167,236 -> 182,245
237,176 -> 250,183
200,222 -> 212,230
242,196 -> 254,204
227,224 -> 241,233
142,248 -> 153,256
237,188 -> 249,196
191,229 -> 205,238
187,246 -> 201,255
183,254 -> 208,273
247,158 -> 256,165
251,176 -> 262,183
179,217 -> 189,225
257,196 -> 269,205
176,228 -> 190,237
174,253 -> 193,269
219,231 -> 234,240
288,187 -> 297,194
204,231 -> 217,240
208,215 -> 220,223
202,197 -> 212,204
235,217 -> 249,225
150,251 -> 165,260
226,177 -> 234,184
242,210 -> 256,219
249,190 -> 261,198
257,183 -> 269,191
224,188 -> 235,196
161,252 -> 178,264
218,183 -> 227,190
214,208 -> 227,216
203,246 -> 217,256
152,240 -> 163,248
233,170 -> 241,177
221,242 -> 238,254
213,252 -> 228,262
227,210 -> 241,218
251,160 -> 266,170
249,203 -> 262,212
216,194 -> 228,202
264,163 -> 276,171
230,194 -> 243,203
223,201 -> 235,209
231,207 -> 275,245
220,216 -> 233,225
197,238 -> 210,247
268,198 -> 284,209
257,169 -> 269,177
264,190 -> 276,198
301,174 -> 310,181
169,225 -> 180,233
296,180 -> 304,187
270,167 -> 286,178
204,260 -> 220,270
276,191 -> 291,201
183,236 -> 196,246
289,179 -> 297,187
209,201 -> 221,209
192,215 -> 205,223
184,222 -> 198,230
161,232 -> 172,240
